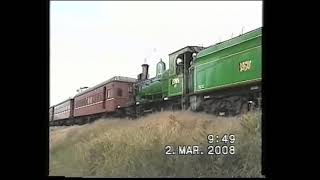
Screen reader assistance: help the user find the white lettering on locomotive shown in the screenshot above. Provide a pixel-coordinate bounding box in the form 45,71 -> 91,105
171,78 -> 180,87
198,84 -> 204,89
239,60 -> 252,72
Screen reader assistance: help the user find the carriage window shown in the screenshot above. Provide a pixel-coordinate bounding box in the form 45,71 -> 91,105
107,89 -> 111,98
128,86 -> 133,93
117,88 -> 123,97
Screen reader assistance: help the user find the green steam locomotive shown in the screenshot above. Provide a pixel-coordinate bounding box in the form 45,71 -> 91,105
134,27 -> 261,116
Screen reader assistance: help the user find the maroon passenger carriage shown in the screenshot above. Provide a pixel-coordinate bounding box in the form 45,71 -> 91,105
73,76 -> 137,124
50,76 -> 137,126
50,99 -> 74,126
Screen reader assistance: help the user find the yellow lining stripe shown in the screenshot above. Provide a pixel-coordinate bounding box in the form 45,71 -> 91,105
74,99 -> 111,110
195,78 -> 261,92
197,34 -> 262,58
197,45 -> 261,68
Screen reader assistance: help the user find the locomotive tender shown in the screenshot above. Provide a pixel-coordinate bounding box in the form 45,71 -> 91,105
49,27 -> 262,126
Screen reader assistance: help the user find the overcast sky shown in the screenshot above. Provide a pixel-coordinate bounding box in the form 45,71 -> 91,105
50,1 -> 262,106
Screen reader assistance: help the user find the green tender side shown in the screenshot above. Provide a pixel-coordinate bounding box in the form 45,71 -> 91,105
194,27 -> 262,93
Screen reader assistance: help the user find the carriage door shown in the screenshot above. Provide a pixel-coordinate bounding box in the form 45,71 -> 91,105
103,86 -> 106,109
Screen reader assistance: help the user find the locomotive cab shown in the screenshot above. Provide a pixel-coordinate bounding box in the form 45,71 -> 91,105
169,47 -> 204,77
168,46 -> 204,110
169,47 -> 203,76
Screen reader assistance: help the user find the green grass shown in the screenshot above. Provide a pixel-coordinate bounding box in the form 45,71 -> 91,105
49,110 -> 263,178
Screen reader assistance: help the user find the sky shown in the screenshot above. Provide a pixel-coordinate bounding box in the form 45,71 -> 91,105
50,1 -> 262,106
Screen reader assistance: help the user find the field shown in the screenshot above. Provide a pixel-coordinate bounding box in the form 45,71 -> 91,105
49,110 -> 263,178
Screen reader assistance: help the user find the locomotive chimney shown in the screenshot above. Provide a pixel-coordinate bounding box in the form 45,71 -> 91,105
141,64 -> 149,80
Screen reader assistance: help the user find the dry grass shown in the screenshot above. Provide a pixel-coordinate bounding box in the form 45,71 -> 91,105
49,110 -> 263,178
